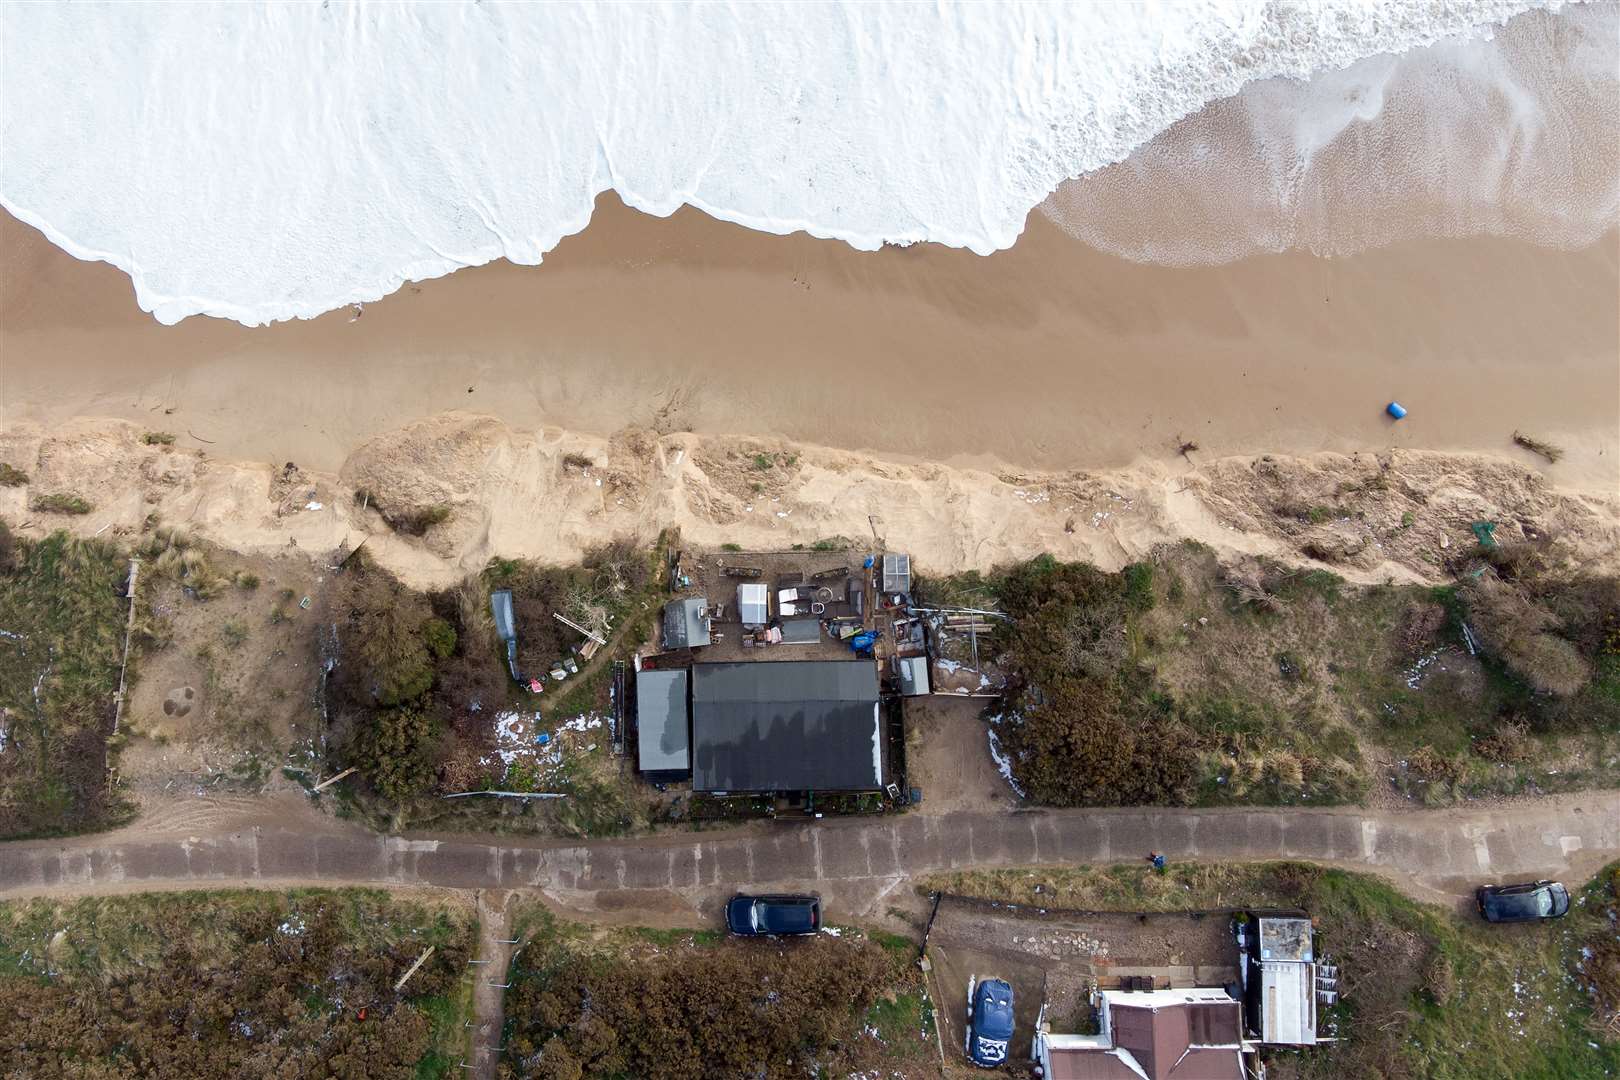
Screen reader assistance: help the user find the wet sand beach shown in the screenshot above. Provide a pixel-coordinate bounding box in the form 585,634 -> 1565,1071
2,198 -> 1616,495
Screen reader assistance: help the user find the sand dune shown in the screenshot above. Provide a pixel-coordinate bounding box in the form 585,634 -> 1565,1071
4,415 -> 1613,592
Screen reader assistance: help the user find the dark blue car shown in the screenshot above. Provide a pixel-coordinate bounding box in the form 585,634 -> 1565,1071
1477,880 -> 1569,923
725,894 -> 820,936
966,975 -> 1014,1067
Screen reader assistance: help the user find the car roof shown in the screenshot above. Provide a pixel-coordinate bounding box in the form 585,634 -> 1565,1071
975,979 -> 1015,1038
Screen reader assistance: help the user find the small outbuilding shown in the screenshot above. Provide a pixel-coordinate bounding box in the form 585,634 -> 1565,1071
738,582 -> 770,627
882,553 -> 911,596
661,597 -> 712,650
897,655 -> 930,696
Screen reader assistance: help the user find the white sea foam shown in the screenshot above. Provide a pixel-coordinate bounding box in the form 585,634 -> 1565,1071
0,1 -> 1564,325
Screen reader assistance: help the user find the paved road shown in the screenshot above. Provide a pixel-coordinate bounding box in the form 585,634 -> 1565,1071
3,792 -> 1616,910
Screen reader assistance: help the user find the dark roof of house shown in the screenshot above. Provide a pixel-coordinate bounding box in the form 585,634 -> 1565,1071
636,668 -> 690,774
690,660 -> 882,792
1048,995 -> 1243,1080
662,597 -> 711,650
1110,1000 -> 1243,1080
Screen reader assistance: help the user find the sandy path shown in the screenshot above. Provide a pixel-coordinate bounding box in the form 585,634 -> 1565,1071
3,201 -> 1615,492
3,792 -> 1614,910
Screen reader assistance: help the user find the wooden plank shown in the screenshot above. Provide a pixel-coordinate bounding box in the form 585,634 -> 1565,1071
393,945 -> 435,992
552,611 -> 607,645
311,766 -> 357,792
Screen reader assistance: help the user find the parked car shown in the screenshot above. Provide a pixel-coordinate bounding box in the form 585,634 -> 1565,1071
1476,880 -> 1570,923
965,975 -> 1014,1067
725,894 -> 821,936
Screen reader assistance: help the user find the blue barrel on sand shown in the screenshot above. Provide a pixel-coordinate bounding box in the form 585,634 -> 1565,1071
1386,401 -> 1408,420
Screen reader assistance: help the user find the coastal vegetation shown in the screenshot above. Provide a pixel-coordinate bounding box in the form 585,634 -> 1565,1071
928,540 -> 1620,808
329,540 -> 662,833
30,492 -> 93,515
0,529 -> 129,839
0,888 -> 474,1079
922,860 -> 1620,1080
500,910 -> 933,1079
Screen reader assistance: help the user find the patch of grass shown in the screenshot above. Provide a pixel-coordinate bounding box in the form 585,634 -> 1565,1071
141,431 -> 176,446
751,452 -> 774,470
720,542 -> 743,552
811,536 -> 853,552
0,531 -> 129,839
1513,430 -> 1565,464
221,619 -> 250,647
0,462 -> 27,487
627,926 -> 724,948
31,492 -> 93,515
234,571 -> 260,590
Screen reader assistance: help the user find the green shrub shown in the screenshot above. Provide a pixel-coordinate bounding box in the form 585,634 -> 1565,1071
354,707 -> 442,802
422,616 -> 457,660
0,462 -> 27,487
141,431 -> 176,446
234,572 -> 259,590
31,492 -> 92,515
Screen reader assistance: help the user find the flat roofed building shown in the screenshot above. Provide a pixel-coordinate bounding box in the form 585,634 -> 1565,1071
1246,916 -> 1319,1045
738,582 -> 769,627
690,660 -> 882,793
661,597 -> 711,650
635,668 -> 690,778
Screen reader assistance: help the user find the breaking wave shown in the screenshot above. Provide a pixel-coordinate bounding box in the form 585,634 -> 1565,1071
0,1 -> 1585,325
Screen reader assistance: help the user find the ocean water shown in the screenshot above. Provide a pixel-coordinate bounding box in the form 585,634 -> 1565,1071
0,0 -> 1582,326
1042,2 -> 1619,263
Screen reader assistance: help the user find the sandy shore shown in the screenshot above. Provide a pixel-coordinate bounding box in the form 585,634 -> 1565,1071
3,200 -> 1615,495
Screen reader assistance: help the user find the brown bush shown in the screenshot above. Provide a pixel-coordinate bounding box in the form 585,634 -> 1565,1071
505,935 -> 896,1080
1423,952 -> 1456,1006
1399,601 -> 1448,655
1463,575 -> 1591,697
1472,719 -> 1534,765
1407,745 -> 1464,783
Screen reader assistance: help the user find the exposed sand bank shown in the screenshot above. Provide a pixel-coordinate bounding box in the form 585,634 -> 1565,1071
3,201 -> 1616,495
3,415 -> 1613,591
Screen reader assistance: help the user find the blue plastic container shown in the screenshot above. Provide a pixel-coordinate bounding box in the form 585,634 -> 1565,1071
1386,401 -> 1408,420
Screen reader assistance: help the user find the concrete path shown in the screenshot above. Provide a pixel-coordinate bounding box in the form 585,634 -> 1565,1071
3,792 -> 1615,910
468,891 -> 515,1080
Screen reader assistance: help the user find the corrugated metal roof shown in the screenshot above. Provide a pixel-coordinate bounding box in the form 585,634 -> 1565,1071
690,660 -> 882,792
636,668 -> 690,774
738,582 -> 769,627
1259,961 -> 1316,1045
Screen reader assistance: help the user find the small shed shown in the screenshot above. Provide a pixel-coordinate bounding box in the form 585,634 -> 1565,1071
661,597 -> 711,650
738,582 -> 769,627
779,618 -> 822,646
636,668 -> 691,779
882,553 -> 911,596
897,655 -> 930,696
